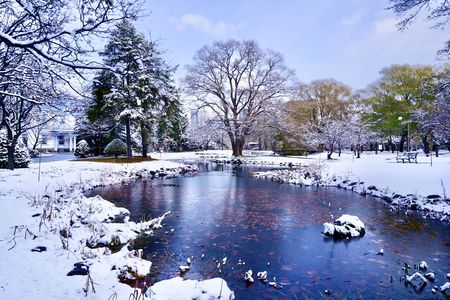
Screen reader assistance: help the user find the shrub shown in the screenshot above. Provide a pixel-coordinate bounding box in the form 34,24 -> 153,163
104,138 -> 127,158
0,130 -> 31,169
74,140 -> 90,158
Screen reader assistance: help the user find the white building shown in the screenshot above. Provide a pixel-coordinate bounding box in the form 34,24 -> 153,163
25,115 -> 78,152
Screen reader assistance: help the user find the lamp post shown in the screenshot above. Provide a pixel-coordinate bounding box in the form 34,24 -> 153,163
398,116 -> 410,152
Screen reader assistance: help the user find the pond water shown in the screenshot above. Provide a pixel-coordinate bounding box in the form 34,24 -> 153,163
86,163 -> 450,299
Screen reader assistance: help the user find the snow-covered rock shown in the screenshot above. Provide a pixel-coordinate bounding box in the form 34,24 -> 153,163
179,265 -> 190,272
419,260 -> 428,270
323,214 -> 365,238
440,282 -> 450,292
424,272 -> 435,281
149,277 -> 235,300
244,270 -> 254,283
406,272 -> 428,286
257,271 -> 267,281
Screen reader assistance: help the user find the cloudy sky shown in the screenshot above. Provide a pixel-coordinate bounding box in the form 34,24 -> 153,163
136,0 -> 447,90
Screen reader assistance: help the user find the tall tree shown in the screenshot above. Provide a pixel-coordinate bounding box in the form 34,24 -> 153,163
363,65 -> 436,152
184,39 -> 294,156
94,20 -> 179,158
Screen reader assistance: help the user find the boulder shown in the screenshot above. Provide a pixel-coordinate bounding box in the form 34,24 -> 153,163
323,214 -> 365,238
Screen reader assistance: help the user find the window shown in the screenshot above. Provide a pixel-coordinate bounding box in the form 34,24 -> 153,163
58,135 -> 65,145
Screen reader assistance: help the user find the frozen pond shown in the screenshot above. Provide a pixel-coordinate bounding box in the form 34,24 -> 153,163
86,163 -> 450,299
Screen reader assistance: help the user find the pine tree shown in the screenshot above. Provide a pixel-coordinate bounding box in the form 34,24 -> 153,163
92,20 -> 181,158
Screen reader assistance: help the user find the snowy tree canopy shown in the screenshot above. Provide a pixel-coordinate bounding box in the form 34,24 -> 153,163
284,79 -> 357,159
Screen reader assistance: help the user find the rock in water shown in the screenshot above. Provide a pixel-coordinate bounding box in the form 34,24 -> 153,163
440,282 -> 450,292
419,261 -> 428,270
179,265 -> 190,272
257,271 -> 267,281
323,214 -> 365,238
244,270 -> 254,283
424,272 -> 435,281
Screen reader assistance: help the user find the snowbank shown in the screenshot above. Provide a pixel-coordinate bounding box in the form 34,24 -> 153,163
0,160 -> 231,300
149,277 -> 234,300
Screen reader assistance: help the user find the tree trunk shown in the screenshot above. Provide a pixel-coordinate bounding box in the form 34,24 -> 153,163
327,145 -> 334,160
141,122 -> 148,158
5,126 -> 15,170
327,151 -> 333,160
356,145 -> 361,158
422,135 -> 430,155
399,136 -> 405,152
338,143 -> 341,157
125,117 -> 132,159
232,136 -> 244,156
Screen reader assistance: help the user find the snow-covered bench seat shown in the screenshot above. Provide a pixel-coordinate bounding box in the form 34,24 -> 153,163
396,151 -> 418,163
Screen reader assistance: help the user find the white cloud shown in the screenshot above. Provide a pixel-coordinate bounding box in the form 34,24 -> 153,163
336,15 -> 447,88
169,14 -> 244,38
338,10 -> 365,27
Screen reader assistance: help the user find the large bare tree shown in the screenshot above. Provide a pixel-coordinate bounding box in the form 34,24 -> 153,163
184,39 -> 294,156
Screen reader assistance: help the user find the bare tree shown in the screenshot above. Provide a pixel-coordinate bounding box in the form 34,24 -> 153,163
388,0 -> 450,59
0,0 -> 141,169
184,40 -> 294,156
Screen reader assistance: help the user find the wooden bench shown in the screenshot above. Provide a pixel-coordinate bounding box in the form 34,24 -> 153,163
396,151 -> 418,163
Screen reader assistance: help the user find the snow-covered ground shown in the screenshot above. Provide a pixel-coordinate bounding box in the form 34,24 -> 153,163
1,149 -> 449,299
0,160 -> 234,300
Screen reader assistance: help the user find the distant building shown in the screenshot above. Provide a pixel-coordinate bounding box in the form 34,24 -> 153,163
25,115 -> 78,152
190,110 -> 210,129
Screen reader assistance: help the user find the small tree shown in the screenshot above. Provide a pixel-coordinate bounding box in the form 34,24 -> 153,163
74,140 -> 91,158
0,130 -> 30,169
104,139 -> 127,159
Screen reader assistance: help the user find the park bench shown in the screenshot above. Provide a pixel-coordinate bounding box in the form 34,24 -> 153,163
396,151 -> 418,163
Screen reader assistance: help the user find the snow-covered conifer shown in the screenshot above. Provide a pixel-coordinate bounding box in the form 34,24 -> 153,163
0,130 -> 30,169
104,139 -> 127,159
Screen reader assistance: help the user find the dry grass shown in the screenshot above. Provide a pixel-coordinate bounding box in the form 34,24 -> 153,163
73,157 -> 156,164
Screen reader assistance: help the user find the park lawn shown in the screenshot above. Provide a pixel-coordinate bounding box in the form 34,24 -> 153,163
74,156 -> 156,163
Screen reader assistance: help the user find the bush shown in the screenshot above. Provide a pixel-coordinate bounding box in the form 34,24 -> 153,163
104,138 -> 127,158
74,140 -> 90,158
0,130 -> 31,169
29,149 -> 39,158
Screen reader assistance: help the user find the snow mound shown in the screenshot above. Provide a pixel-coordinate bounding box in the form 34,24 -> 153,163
149,277 -> 235,300
323,214 -> 365,238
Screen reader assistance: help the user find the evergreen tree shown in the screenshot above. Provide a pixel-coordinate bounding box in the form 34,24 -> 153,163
91,20 -> 181,158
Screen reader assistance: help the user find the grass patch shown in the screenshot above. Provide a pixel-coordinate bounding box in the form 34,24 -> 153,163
73,157 -> 156,164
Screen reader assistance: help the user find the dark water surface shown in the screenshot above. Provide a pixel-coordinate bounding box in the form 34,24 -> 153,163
86,164 -> 450,299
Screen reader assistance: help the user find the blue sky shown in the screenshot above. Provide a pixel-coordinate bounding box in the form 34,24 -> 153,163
136,0 -> 447,90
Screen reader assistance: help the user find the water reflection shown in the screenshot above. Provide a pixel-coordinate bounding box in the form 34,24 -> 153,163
86,163 -> 450,299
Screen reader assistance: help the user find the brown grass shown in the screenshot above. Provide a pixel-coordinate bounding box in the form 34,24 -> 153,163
73,157 -> 156,164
